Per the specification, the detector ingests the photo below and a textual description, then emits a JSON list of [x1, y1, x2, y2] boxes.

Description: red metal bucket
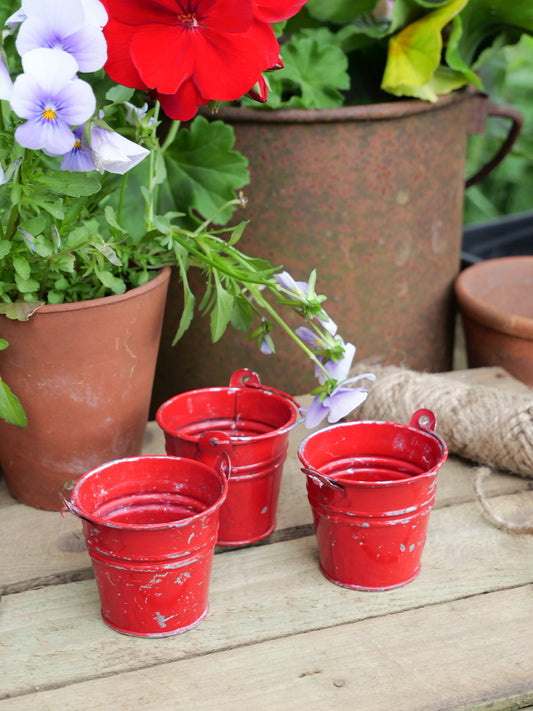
[[62, 439, 229, 637], [156, 369, 301, 546], [298, 410, 448, 591]]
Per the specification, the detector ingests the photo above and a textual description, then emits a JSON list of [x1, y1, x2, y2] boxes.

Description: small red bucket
[[62, 437, 229, 637], [156, 369, 301, 546], [298, 409, 448, 591]]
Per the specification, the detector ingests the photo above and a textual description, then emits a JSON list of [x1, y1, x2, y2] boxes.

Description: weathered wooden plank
[[2, 366, 531, 594], [2, 443, 531, 594], [1, 493, 532, 699], [1, 585, 531, 711]]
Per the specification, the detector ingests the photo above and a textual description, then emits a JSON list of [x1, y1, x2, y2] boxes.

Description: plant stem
[[248, 284, 331, 381], [161, 119, 180, 153]]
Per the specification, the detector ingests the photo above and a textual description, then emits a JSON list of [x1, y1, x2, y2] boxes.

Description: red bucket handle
[[301, 466, 346, 501], [229, 368, 302, 413], [60, 488, 87, 521], [409, 409, 447, 452], [197, 430, 233, 480]]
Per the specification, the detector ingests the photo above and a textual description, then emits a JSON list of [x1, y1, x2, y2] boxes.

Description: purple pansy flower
[[303, 341, 375, 428], [16, 0, 107, 73], [275, 270, 309, 297], [0, 56, 13, 101], [89, 124, 149, 174], [61, 124, 96, 171], [10, 47, 96, 156]]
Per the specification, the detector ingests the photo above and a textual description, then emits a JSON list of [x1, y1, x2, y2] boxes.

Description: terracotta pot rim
[[32, 266, 171, 315], [455, 256, 533, 341], [217, 87, 473, 125]]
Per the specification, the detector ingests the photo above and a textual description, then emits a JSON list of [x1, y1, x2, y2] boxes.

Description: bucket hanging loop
[[196, 430, 233, 480], [300, 467, 346, 502], [408, 408, 447, 451], [60, 488, 87, 522], [228, 369, 302, 415]]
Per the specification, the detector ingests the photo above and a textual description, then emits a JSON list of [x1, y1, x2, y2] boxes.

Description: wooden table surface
[[1, 368, 532, 711]]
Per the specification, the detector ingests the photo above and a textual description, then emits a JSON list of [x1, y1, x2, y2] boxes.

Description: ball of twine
[[346, 364, 533, 479]]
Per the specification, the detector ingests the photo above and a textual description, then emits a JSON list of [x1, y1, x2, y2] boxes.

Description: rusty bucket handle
[[466, 95, 523, 189]]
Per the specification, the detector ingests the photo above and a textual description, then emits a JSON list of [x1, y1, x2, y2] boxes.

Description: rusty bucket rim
[[63, 454, 229, 531], [217, 87, 475, 125]]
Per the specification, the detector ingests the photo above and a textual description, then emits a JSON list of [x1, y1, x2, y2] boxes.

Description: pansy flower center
[[42, 107, 56, 120]]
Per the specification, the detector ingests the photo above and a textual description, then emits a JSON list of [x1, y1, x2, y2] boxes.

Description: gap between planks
[[1, 585, 531, 711]]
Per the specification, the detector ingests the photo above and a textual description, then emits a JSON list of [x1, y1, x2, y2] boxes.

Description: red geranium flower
[[101, 0, 306, 120]]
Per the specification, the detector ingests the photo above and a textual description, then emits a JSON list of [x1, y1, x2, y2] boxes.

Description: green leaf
[[161, 116, 250, 228], [94, 268, 126, 294], [381, 0, 468, 99], [210, 279, 234, 342], [33, 171, 101, 197], [0, 338, 8, 350], [19, 215, 47, 238], [32, 198, 65, 220], [13, 256, 31, 280], [93, 241, 123, 267], [0, 240, 11, 259], [14, 274, 40, 294], [0, 301, 43, 320], [227, 221, 248, 246], [454, 0, 533, 70], [105, 85, 135, 103], [0, 379, 27, 427], [104, 205, 127, 234], [231, 295, 254, 332], [306, 0, 378, 25], [266, 35, 350, 109]]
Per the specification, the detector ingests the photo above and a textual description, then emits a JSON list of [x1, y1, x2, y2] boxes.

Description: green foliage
[[0, 339, 26, 427], [249, 0, 533, 109], [251, 33, 350, 109], [0, 106, 250, 305], [464, 34, 533, 224]]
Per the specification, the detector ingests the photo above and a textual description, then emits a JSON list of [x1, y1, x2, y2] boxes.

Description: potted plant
[[0, 0, 374, 509], [156, 0, 530, 397]]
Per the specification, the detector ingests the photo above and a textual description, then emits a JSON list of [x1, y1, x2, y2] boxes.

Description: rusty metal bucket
[[298, 409, 448, 590], [152, 90, 522, 402], [156, 369, 301, 546], [61, 442, 229, 637]]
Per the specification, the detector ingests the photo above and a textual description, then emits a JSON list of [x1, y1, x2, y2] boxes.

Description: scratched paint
[[156, 369, 301, 546], [65, 454, 228, 637], [299, 410, 448, 591]]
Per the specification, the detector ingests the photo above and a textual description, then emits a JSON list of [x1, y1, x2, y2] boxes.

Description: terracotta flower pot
[[0, 267, 171, 510], [152, 90, 521, 403], [455, 256, 533, 386]]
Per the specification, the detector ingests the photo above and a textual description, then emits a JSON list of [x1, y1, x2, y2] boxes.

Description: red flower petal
[[102, 0, 305, 120], [191, 20, 280, 100], [103, 18, 148, 90], [252, 0, 308, 23], [158, 81, 210, 121], [103, 0, 253, 32], [130, 24, 194, 94]]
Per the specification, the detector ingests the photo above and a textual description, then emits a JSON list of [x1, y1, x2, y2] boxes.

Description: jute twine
[[345, 364, 533, 534]]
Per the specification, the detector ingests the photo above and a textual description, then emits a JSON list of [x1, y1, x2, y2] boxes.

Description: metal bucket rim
[[66, 454, 229, 531], [217, 87, 474, 125], [156, 386, 302, 443], [298, 419, 448, 487]]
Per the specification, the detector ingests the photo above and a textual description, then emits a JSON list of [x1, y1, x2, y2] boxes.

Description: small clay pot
[[455, 256, 533, 386]]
